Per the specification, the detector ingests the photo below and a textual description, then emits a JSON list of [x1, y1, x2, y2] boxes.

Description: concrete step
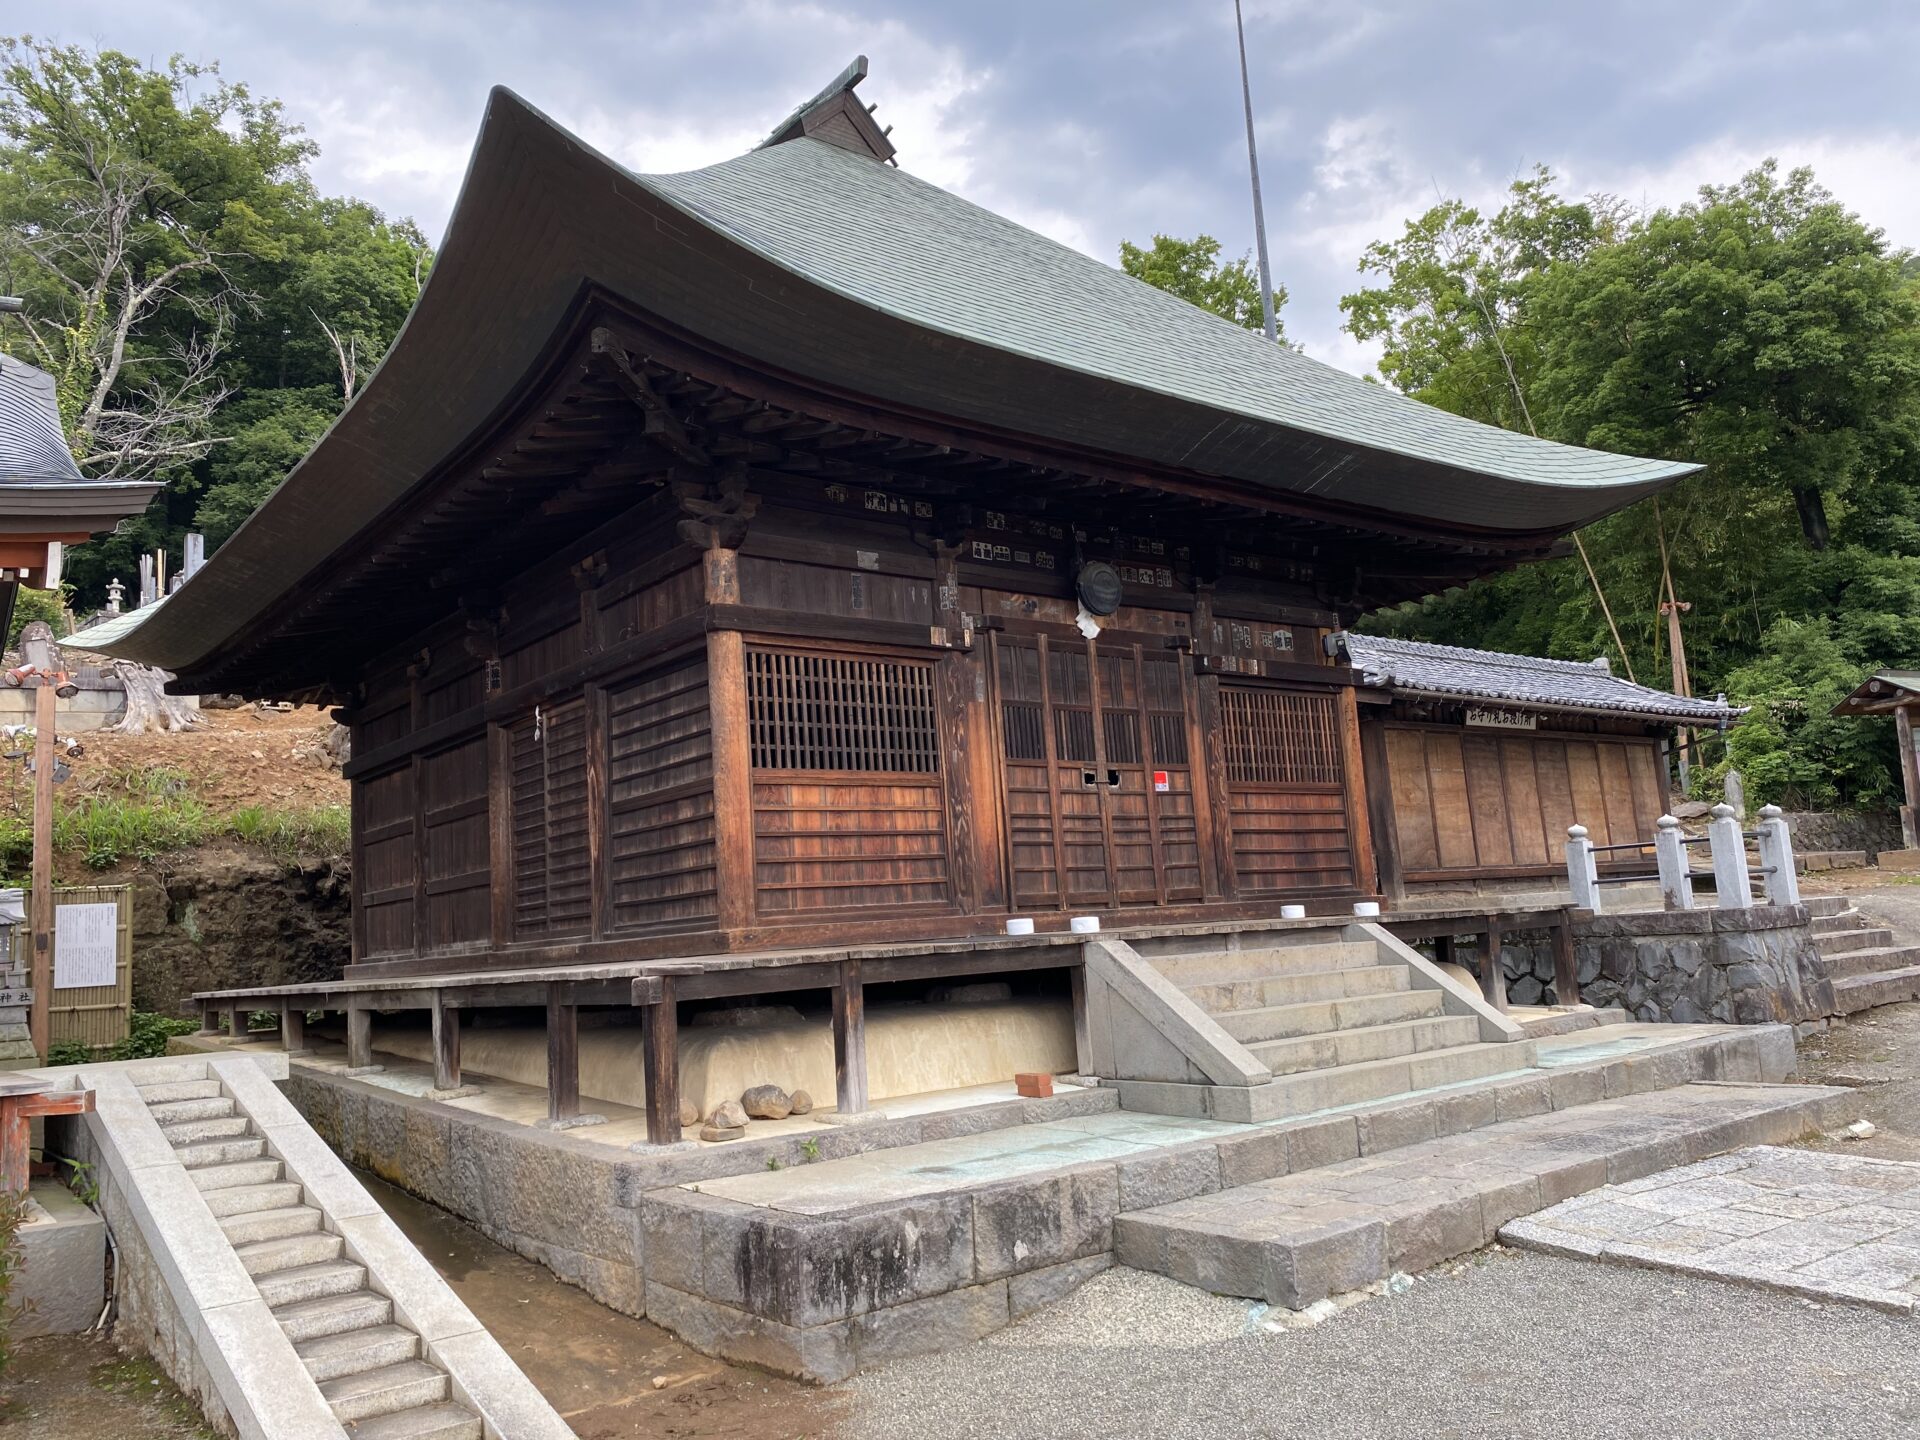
[[254, 1260, 370, 1309], [1185, 963, 1409, 1015], [220, 1204, 324, 1247], [1810, 911, 1861, 936], [175, 1136, 269, 1169], [295, 1323, 420, 1382], [1237, 1040, 1537, 1122], [273, 1290, 394, 1343], [1152, 941, 1381, 987], [1114, 1081, 1860, 1310], [188, 1156, 283, 1192], [235, 1231, 344, 1278], [1516, 1006, 1630, 1040], [320, 1361, 448, 1424], [1824, 944, 1920, 980], [1804, 894, 1851, 918], [346, 1402, 482, 1440], [201, 1180, 304, 1219], [135, 1078, 223, 1104], [145, 1096, 235, 1124], [1218, 990, 1444, 1045], [1815, 927, 1893, 957], [1247, 1015, 1482, 1078], [161, 1115, 252, 1145], [1832, 966, 1920, 1015]]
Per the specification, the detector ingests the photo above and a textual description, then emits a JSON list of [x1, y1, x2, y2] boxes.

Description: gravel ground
[[844, 1252, 1920, 1440]]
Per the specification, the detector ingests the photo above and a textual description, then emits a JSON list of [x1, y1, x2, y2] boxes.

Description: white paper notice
[[54, 902, 119, 990]]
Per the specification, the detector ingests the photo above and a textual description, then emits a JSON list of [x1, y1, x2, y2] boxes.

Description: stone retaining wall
[[1782, 808, 1902, 861], [1572, 904, 1834, 1025]]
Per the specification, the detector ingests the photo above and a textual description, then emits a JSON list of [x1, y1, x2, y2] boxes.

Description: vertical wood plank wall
[[1379, 723, 1665, 880]]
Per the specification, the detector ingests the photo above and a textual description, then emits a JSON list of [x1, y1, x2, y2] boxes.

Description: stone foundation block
[[1490, 1074, 1553, 1122], [1433, 1087, 1498, 1137], [644, 1280, 853, 1385], [1282, 1114, 1359, 1172], [1215, 1126, 1292, 1188], [851, 1280, 1009, 1367], [1356, 1099, 1437, 1155], [1116, 1144, 1222, 1211], [1008, 1254, 1112, 1319], [1264, 1215, 1386, 1308], [973, 1167, 1118, 1280], [1383, 1192, 1483, 1275], [1548, 1066, 1608, 1111]]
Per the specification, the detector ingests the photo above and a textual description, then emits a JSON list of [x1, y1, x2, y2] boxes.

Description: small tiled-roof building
[[1347, 633, 1740, 898]]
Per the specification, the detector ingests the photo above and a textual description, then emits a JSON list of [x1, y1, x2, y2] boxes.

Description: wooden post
[[198, 1000, 220, 1036], [1335, 685, 1376, 898], [280, 1002, 309, 1056], [1433, 934, 1456, 968], [706, 627, 754, 937], [432, 992, 462, 1092], [833, 958, 869, 1117], [346, 1000, 377, 1072], [225, 1003, 249, 1041], [27, 678, 54, 1060], [1, 1084, 93, 1192], [641, 979, 680, 1145], [1480, 920, 1509, 1011], [546, 986, 578, 1122], [1550, 914, 1581, 1008]]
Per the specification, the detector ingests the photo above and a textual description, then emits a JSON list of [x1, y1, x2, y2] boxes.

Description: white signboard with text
[[53, 902, 120, 990]]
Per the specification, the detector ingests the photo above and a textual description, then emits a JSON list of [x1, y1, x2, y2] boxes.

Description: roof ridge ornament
[[755, 54, 897, 165]]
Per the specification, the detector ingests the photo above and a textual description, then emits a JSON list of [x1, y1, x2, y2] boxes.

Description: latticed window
[[745, 648, 939, 773], [1220, 686, 1342, 785]]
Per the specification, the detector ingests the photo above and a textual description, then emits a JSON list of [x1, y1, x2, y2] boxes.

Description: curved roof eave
[[86, 87, 1700, 677]]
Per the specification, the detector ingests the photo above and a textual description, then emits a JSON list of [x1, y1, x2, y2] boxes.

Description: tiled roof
[[0, 354, 84, 485], [1347, 633, 1743, 724]]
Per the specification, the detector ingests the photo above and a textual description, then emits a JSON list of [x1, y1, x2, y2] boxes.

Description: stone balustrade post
[[1655, 814, 1693, 911], [1708, 802, 1752, 909], [1755, 803, 1800, 907], [1566, 824, 1600, 913]]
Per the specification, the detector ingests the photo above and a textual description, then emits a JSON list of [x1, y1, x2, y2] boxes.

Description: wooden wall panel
[[1381, 725, 1667, 878], [1225, 788, 1355, 893], [420, 738, 490, 950], [359, 766, 416, 957], [598, 564, 703, 647], [502, 619, 583, 692], [607, 657, 718, 932], [751, 778, 953, 916], [508, 700, 591, 939], [737, 557, 935, 625]]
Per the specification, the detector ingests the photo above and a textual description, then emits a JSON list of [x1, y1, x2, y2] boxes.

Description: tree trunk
[[110, 661, 205, 733], [1791, 484, 1831, 551]]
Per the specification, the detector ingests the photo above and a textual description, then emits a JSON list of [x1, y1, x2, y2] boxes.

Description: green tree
[[1120, 233, 1282, 337]]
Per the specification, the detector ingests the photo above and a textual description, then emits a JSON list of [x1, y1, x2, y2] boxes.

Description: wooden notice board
[[37, 885, 134, 1051]]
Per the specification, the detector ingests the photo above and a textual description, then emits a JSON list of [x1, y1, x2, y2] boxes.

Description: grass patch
[[0, 765, 349, 871]]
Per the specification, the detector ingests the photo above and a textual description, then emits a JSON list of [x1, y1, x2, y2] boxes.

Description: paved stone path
[[1503, 1144, 1920, 1314]]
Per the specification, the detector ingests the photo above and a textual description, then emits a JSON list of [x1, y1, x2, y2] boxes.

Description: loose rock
[[679, 1098, 701, 1127], [789, 1089, 814, 1115], [708, 1099, 748, 1130], [699, 1123, 745, 1143], [741, 1084, 793, 1120]]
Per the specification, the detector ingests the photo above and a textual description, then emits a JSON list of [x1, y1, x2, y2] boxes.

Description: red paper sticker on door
[[1152, 770, 1169, 792]]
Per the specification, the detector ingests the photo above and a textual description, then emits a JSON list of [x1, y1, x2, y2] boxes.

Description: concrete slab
[[14, 1180, 105, 1337], [1503, 1144, 1920, 1315]]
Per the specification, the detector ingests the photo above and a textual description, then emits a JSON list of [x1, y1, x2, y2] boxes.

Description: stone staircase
[[1134, 927, 1533, 1121], [136, 1072, 481, 1439], [1807, 894, 1920, 1014]]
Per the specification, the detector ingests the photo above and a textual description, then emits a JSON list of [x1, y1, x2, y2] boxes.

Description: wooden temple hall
[[85, 61, 1710, 1142]]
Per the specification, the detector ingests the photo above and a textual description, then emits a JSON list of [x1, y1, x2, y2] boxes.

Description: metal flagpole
[[1234, 0, 1280, 343]]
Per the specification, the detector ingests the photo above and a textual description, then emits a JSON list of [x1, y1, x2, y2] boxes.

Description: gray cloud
[[30, 0, 1920, 372]]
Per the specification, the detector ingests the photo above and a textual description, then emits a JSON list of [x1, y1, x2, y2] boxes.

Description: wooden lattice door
[[994, 633, 1201, 909]]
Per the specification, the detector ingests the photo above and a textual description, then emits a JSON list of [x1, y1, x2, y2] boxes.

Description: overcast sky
[[28, 0, 1920, 374]]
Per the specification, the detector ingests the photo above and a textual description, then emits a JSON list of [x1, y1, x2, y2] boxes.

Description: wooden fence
[[36, 885, 134, 1051]]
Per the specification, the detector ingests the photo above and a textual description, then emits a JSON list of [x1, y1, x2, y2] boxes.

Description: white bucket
[[1005, 917, 1036, 936], [1280, 904, 1306, 920], [1352, 901, 1382, 918], [1069, 915, 1102, 934]]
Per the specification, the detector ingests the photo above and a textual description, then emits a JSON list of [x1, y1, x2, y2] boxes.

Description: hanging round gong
[[1076, 561, 1124, 616]]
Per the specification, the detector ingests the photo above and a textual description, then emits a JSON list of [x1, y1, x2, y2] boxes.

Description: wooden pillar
[[641, 979, 680, 1145], [546, 986, 579, 1123], [432, 993, 462, 1092], [1898, 704, 1920, 850], [833, 958, 870, 1117], [1358, 717, 1405, 902], [1335, 684, 1376, 897], [1433, 934, 1456, 968], [346, 1000, 376, 1071], [1480, 921, 1509, 1012], [280, 1003, 309, 1056], [1550, 915, 1581, 1008], [707, 625, 754, 937]]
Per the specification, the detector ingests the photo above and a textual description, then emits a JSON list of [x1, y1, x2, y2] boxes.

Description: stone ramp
[[33, 1053, 572, 1440], [1112, 1083, 1860, 1310], [1503, 1145, 1920, 1315]]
